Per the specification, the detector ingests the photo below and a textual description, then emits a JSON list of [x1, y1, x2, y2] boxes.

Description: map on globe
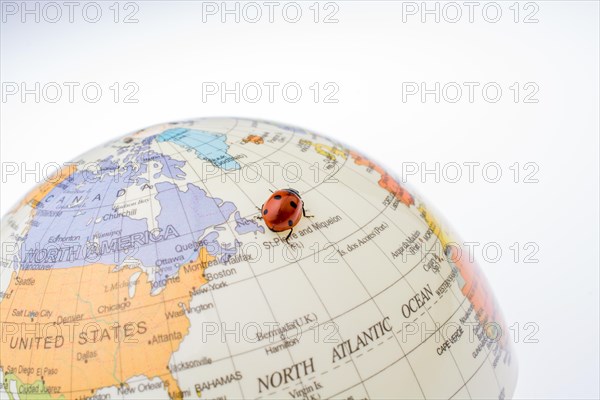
[[0, 118, 517, 399]]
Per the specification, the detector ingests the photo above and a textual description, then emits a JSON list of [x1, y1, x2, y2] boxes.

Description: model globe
[[0, 118, 517, 399]]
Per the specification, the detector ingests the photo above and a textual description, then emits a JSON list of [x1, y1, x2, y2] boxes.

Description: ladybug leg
[[285, 228, 294, 243], [302, 205, 314, 218], [254, 205, 263, 220]]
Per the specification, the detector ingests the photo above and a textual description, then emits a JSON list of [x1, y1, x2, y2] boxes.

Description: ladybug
[[260, 189, 311, 242]]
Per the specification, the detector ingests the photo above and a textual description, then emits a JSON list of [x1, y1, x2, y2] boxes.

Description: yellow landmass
[[418, 204, 451, 249], [419, 203, 507, 347], [299, 139, 347, 161], [0, 248, 215, 399], [299, 140, 415, 208]]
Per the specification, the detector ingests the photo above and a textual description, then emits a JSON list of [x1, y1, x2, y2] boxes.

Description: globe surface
[[0, 118, 517, 399]]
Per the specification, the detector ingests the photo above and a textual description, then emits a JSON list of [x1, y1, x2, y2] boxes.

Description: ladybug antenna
[[286, 188, 300, 197]]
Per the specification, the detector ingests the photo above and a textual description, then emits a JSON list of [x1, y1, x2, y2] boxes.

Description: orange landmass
[[419, 204, 507, 347], [241, 134, 264, 145], [447, 246, 508, 346], [0, 248, 215, 399], [11, 164, 78, 213], [350, 151, 414, 207]]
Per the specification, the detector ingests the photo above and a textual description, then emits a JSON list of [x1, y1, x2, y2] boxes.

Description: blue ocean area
[[156, 128, 241, 171]]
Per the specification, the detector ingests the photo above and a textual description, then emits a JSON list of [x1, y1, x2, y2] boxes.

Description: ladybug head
[[284, 188, 301, 198]]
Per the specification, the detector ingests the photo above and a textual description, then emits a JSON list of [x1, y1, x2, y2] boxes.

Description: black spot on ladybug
[[263, 209, 268, 215], [288, 220, 293, 226], [290, 201, 297, 208], [274, 195, 282, 200]]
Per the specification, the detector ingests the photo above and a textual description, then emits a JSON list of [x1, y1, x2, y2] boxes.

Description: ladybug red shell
[[261, 188, 308, 241]]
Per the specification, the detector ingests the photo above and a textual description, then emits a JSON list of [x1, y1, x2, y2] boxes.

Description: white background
[[0, 1, 598, 398]]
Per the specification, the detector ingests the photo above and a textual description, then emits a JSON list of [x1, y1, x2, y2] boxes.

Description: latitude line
[[166, 123, 310, 399]]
